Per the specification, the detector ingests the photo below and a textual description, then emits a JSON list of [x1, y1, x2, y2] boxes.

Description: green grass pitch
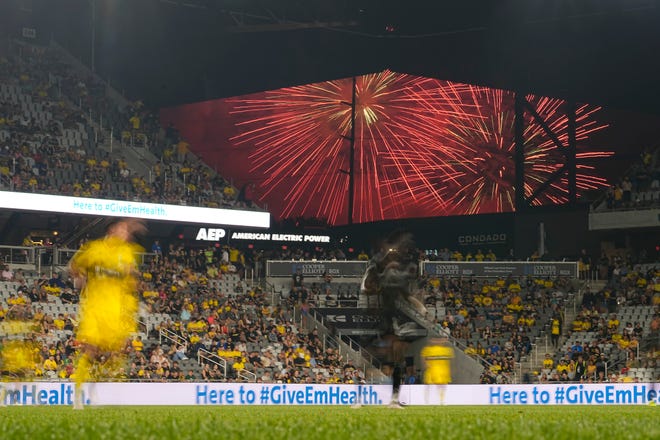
[[0, 406, 658, 440]]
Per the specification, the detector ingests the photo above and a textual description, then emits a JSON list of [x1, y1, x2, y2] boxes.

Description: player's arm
[[126, 242, 145, 279], [360, 263, 379, 295], [68, 250, 87, 290]]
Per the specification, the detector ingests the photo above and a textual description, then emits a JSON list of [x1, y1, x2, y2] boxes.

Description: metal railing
[[263, 280, 280, 306], [197, 348, 227, 379], [136, 318, 149, 336], [121, 131, 150, 149], [298, 307, 384, 382], [531, 337, 547, 367], [2, 244, 157, 273], [0, 245, 36, 265], [578, 269, 601, 282], [0, 173, 13, 190], [159, 327, 187, 348], [237, 369, 257, 383], [335, 333, 381, 371], [52, 247, 157, 268]]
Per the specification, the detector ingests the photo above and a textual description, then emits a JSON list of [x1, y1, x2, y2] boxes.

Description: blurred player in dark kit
[[360, 231, 426, 407]]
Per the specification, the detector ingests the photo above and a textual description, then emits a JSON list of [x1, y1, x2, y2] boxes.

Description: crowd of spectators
[[137, 242, 365, 384], [536, 257, 660, 383], [2, 239, 659, 385], [600, 148, 660, 211], [415, 272, 575, 384], [0, 38, 260, 213], [0, 240, 366, 384]]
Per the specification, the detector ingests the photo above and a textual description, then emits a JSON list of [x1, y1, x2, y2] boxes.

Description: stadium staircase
[[523, 286, 585, 380], [297, 307, 387, 383], [57, 40, 253, 207], [48, 40, 160, 185], [136, 315, 210, 380], [525, 278, 660, 383], [615, 305, 659, 381], [59, 217, 114, 249]]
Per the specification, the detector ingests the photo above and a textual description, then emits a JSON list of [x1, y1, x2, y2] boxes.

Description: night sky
[[3, 0, 660, 113]]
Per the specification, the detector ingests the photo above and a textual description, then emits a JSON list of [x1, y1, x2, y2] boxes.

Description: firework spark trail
[[228, 71, 469, 223], [227, 70, 612, 223], [440, 86, 613, 213]]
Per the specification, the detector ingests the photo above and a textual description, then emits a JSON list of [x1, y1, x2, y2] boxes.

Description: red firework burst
[[227, 70, 611, 224], [437, 86, 613, 214]]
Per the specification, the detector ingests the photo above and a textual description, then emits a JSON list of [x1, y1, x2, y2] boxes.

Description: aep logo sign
[[195, 228, 226, 241]]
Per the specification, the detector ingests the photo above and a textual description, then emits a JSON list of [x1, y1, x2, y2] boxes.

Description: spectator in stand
[[550, 314, 561, 348], [579, 249, 592, 278], [570, 341, 583, 360], [651, 314, 660, 341], [43, 355, 58, 378], [151, 240, 162, 255], [621, 177, 632, 207], [1, 264, 14, 281], [171, 344, 189, 361], [574, 354, 587, 381], [176, 139, 189, 162], [595, 354, 607, 381], [129, 113, 140, 131], [0, 39, 264, 213]]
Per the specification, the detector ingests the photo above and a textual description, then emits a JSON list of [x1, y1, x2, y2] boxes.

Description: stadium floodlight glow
[[0, 191, 271, 228]]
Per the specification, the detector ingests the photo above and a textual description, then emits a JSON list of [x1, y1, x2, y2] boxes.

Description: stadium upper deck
[[0, 38, 263, 215]]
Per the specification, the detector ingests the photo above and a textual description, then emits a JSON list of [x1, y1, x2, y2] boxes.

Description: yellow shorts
[[424, 368, 451, 385], [78, 283, 137, 352]]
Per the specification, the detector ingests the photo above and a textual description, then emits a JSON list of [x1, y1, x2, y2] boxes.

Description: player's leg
[[423, 370, 432, 404], [438, 383, 447, 405], [350, 379, 364, 409], [73, 352, 90, 409], [390, 363, 404, 408], [0, 379, 6, 407], [73, 345, 98, 410]]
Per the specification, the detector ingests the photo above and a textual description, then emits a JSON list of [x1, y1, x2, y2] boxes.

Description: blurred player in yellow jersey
[[0, 311, 40, 406], [421, 337, 454, 405], [68, 218, 145, 409]]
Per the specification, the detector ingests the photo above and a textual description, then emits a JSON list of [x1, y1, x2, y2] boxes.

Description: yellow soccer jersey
[[421, 344, 454, 384], [70, 236, 143, 351]]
